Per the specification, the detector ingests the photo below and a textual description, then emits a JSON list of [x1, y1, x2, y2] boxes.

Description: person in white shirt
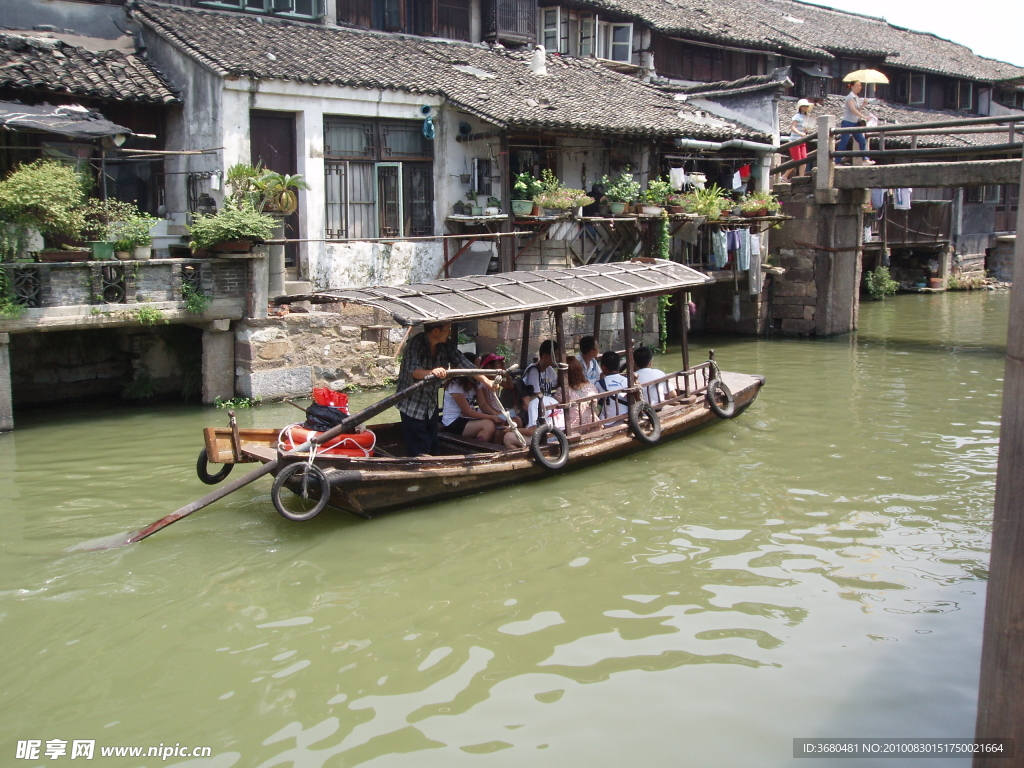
[[503, 383, 564, 448], [596, 350, 628, 424], [578, 335, 601, 384], [633, 346, 668, 405], [522, 339, 559, 396], [441, 375, 502, 442]]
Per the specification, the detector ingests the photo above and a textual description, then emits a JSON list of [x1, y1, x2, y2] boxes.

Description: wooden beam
[[973, 149, 1024, 764], [833, 159, 1020, 190]]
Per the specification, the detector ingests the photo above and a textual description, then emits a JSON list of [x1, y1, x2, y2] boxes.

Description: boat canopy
[[280, 260, 712, 326]]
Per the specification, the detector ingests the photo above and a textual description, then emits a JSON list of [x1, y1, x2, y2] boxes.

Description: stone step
[[285, 281, 312, 295]]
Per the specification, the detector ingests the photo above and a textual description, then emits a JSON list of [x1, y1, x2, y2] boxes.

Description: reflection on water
[[0, 292, 1007, 767]]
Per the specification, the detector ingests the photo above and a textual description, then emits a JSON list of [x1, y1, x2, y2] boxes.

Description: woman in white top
[[783, 99, 813, 180], [441, 376, 501, 442], [837, 81, 874, 165]]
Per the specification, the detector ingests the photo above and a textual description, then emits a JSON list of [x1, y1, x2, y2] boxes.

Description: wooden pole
[[677, 289, 690, 373], [592, 301, 603, 352], [622, 298, 635, 390], [554, 307, 568, 406], [519, 311, 531, 371], [974, 151, 1024, 765]]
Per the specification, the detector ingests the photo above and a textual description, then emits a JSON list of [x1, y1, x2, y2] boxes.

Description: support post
[[815, 115, 838, 205], [973, 151, 1024, 764], [0, 333, 12, 432], [519, 312, 531, 371], [202, 320, 234, 404], [247, 247, 269, 318], [554, 308, 568, 406], [268, 219, 286, 298], [622, 299, 635, 391], [676, 289, 690, 372], [592, 301, 602, 350]]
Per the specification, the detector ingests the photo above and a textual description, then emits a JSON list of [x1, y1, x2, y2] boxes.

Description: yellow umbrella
[[843, 69, 889, 84]]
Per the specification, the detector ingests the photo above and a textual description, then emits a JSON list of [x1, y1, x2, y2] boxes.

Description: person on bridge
[[838, 81, 875, 166], [784, 99, 814, 180]]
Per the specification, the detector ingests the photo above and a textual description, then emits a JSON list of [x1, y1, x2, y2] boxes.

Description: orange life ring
[[278, 425, 376, 457]]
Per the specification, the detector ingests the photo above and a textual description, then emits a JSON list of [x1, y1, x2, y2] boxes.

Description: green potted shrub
[[485, 196, 502, 215], [257, 171, 309, 216], [0, 160, 90, 261], [108, 212, 159, 260], [512, 172, 543, 216], [82, 199, 140, 260], [640, 178, 672, 215], [534, 188, 594, 217], [681, 185, 732, 220], [601, 173, 640, 215], [739, 190, 780, 217], [188, 199, 277, 254], [466, 189, 482, 216]]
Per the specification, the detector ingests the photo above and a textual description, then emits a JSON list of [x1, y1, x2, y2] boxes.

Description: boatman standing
[[396, 321, 484, 456]]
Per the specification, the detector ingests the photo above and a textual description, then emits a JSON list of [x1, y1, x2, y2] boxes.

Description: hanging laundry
[[726, 229, 741, 252], [894, 188, 912, 210], [748, 233, 762, 295], [712, 230, 729, 269], [670, 167, 687, 191], [736, 229, 751, 271], [738, 164, 751, 180], [870, 189, 886, 210], [732, 171, 744, 191]]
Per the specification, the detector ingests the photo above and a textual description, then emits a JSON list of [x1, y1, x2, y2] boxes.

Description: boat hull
[[280, 371, 762, 518]]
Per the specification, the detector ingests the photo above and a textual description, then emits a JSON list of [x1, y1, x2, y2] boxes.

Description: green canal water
[[0, 291, 1009, 767]]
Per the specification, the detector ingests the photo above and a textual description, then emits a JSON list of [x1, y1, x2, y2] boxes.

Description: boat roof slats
[[286, 260, 712, 326]]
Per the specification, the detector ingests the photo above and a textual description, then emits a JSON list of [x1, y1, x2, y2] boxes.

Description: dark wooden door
[[250, 111, 298, 266]]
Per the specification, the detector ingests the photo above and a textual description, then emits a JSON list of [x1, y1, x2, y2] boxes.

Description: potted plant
[[0, 159, 90, 261], [739, 190, 780, 217], [601, 173, 640, 215], [534, 188, 594, 217], [666, 193, 687, 214], [681, 185, 732, 220], [485, 196, 502, 215], [512, 172, 542, 216], [108, 211, 159, 260], [466, 189, 482, 216], [257, 171, 310, 216], [188, 199, 277, 254], [640, 178, 672, 215], [82, 198, 142, 260]]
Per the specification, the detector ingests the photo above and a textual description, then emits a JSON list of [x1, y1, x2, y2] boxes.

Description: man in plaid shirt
[[396, 321, 477, 456]]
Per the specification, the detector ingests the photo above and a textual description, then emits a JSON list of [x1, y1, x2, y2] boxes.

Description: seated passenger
[[565, 356, 599, 432], [596, 350, 628, 423], [578, 335, 601, 384], [477, 352, 523, 431], [441, 375, 502, 442], [634, 346, 669, 405], [522, 339, 559, 396], [503, 383, 564, 449]]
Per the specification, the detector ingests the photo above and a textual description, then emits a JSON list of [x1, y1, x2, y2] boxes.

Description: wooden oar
[[78, 366, 517, 550]]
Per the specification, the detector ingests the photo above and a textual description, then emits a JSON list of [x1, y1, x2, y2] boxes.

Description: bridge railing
[[772, 113, 1023, 177]]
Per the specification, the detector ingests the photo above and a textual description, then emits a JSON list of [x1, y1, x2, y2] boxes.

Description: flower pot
[[115, 250, 132, 260], [133, 246, 152, 260], [460, 174, 471, 184], [38, 249, 91, 263], [86, 241, 114, 260], [471, 206, 483, 216], [484, 206, 501, 215], [929, 278, 944, 289], [210, 240, 252, 253], [511, 199, 534, 216], [668, 206, 685, 214], [609, 201, 626, 215], [532, 204, 541, 216], [543, 207, 565, 217], [453, 202, 466, 215], [641, 205, 663, 216]]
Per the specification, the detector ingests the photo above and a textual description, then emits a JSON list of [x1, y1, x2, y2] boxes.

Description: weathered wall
[[769, 180, 864, 336], [235, 312, 398, 399], [990, 235, 1016, 282], [312, 240, 443, 290]]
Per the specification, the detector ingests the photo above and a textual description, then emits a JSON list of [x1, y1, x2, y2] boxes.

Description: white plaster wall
[[556, 135, 609, 192], [314, 241, 443, 288]]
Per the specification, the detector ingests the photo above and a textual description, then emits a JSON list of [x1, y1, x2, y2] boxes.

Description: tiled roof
[[779, 95, 1024, 149], [0, 32, 180, 104], [585, 0, 1024, 84], [666, 70, 793, 99], [128, 1, 769, 141]]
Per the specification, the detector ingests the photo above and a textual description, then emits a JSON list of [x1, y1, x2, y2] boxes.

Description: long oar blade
[[71, 460, 279, 552]]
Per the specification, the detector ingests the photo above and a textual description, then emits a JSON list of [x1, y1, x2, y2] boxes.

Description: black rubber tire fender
[[529, 424, 570, 471], [706, 378, 736, 419], [272, 462, 330, 522], [628, 401, 662, 445], [196, 447, 233, 485]]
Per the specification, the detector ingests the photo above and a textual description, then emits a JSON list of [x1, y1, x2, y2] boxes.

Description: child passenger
[[596, 350, 628, 422], [634, 346, 669, 405]]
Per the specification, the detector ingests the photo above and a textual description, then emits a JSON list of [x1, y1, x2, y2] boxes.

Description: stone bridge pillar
[[202, 320, 235, 404], [769, 178, 866, 336], [0, 333, 11, 432]]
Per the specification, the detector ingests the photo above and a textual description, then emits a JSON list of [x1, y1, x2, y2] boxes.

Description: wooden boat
[[197, 259, 765, 521]]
